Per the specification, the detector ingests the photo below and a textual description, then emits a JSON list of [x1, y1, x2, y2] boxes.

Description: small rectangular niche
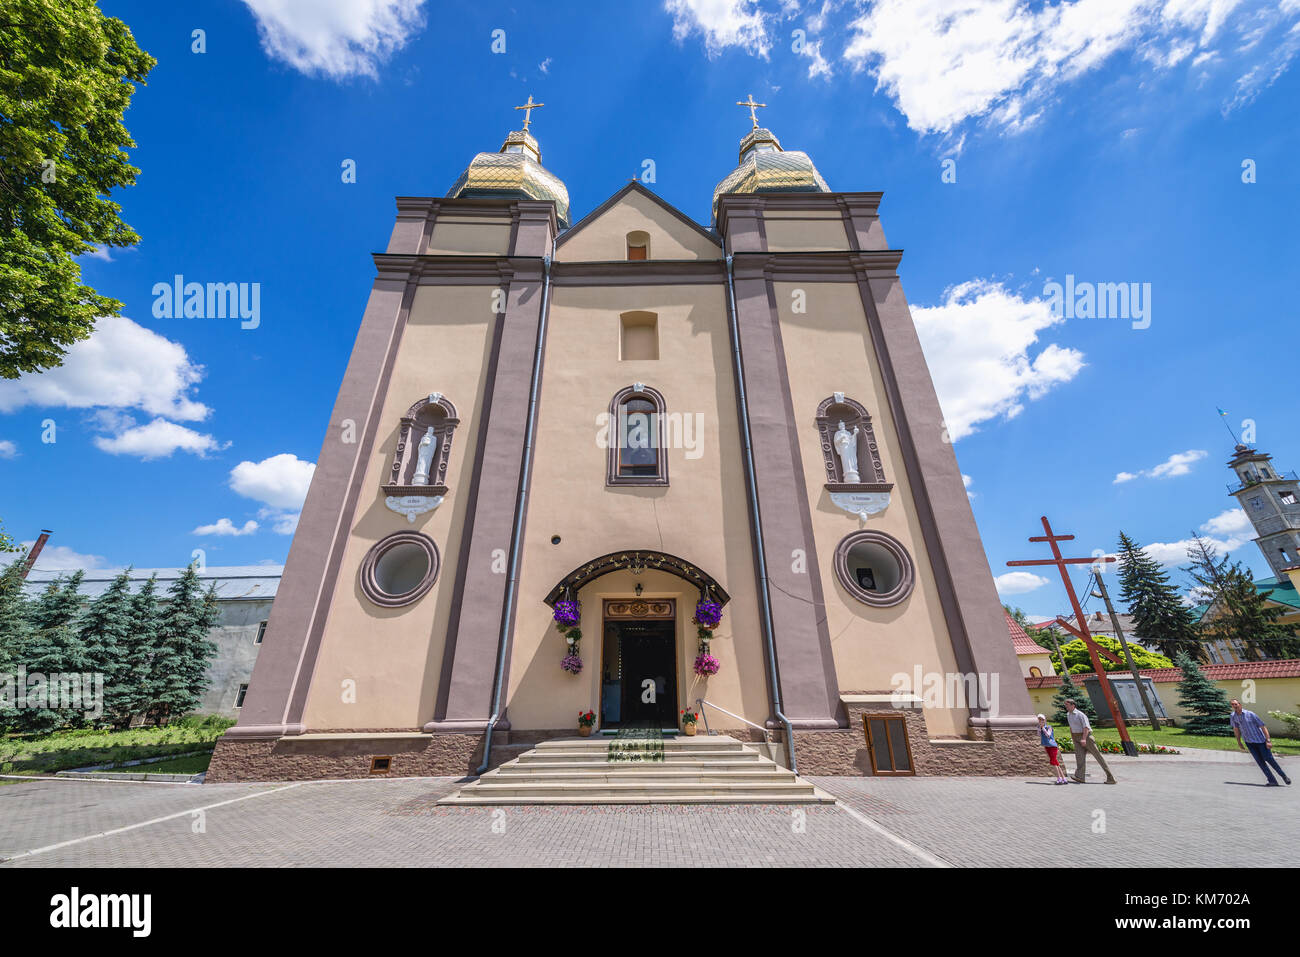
[[620, 312, 658, 361], [369, 756, 392, 775]]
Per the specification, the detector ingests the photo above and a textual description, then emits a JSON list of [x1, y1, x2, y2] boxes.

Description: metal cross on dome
[[736, 93, 767, 128], [514, 94, 544, 131]]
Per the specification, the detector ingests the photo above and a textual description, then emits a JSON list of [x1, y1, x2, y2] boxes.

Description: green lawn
[[0, 716, 233, 775], [100, 750, 213, 775], [1051, 723, 1300, 756]]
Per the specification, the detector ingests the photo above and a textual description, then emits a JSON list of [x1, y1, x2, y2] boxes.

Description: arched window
[[607, 384, 668, 486], [626, 230, 650, 260], [1029, 666, 1043, 678]]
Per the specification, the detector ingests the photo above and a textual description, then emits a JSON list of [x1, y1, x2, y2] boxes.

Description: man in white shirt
[[1064, 699, 1117, 785]]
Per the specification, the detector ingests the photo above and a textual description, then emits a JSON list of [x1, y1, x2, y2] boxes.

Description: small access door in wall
[[863, 714, 915, 776]]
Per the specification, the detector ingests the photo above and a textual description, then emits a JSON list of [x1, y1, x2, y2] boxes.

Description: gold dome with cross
[[447, 95, 571, 226], [711, 94, 830, 222]]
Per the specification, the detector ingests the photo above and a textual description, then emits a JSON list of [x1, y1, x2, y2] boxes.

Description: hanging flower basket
[[692, 600, 722, 630], [693, 653, 720, 677], [561, 654, 584, 675], [553, 600, 581, 629]]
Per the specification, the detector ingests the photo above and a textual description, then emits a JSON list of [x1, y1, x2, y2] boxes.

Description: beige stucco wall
[[1019, 651, 1056, 677], [1027, 676, 1300, 736], [505, 281, 768, 731], [763, 209, 850, 252], [426, 218, 512, 256], [300, 283, 496, 729], [775, 279, 968, 737], [555, 190, 720, 262]]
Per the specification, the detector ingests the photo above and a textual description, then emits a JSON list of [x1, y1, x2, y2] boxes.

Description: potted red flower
[[680, 708, 698, 736], [577, 710, 596, 736]]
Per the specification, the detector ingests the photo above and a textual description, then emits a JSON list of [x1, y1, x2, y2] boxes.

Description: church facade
[[208, 104, 1040, 782]]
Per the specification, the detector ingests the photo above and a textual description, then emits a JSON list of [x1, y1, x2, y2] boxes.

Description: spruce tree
[[0, 558, 32, 732], [1051, 671, 1097, 724], [1173, 651, 1233, 735], [75, 569, 136, 728], [151, 566, 218, 724], [17, 571, 90, 733], [1186, 536, 1300, 660], [1117, 531, 1203, 661], [120, 574, 163, 727]]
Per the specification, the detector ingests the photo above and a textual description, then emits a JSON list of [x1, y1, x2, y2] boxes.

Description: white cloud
[[962, 473, 974, 499], [840, 0, 1299, 136], [241, 0, 427, 79], [21, 542, 108, 572], [93, 418, 226, 460], [995, 571, 1051, 595], [193, 518, 260, 537], [230, 453, 316, 510], [1113, 448, 1207, 483], [912, 279, 1085, 442], [0, 316, 209, 422], [1137, 507, 1254, 567], [0, 439, 15, 459], [665, 0, 772, 56], [79, 244, 112, 262], [802, 38, 833, 78], [539, 57, 552, 74]]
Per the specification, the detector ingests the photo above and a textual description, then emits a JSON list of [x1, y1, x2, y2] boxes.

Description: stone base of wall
[[206, 704, 1044, 782], [791, 696, 1044, 777]]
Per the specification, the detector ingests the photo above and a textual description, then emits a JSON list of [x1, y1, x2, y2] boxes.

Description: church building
[[208, 98, 1040, 783]]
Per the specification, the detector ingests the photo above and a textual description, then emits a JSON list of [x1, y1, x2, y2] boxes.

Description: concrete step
[[531, 735, 747, 752], [515, 749, 762, 764], [438, 737, 831, 806], [501, 758, 772, 772]]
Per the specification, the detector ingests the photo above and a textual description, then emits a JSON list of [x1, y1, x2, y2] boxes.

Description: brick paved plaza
[[2, 752, 1296, 868]]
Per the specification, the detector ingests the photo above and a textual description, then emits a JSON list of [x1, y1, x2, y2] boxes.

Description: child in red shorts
[[1038, 713, 1068, 784]]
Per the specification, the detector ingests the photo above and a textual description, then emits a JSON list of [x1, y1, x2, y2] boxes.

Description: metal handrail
[[695, 697, 772, 745]]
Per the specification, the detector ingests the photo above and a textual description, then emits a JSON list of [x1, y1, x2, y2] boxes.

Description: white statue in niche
[[833, 420, 861, 483], [412, 426, 437, 485]]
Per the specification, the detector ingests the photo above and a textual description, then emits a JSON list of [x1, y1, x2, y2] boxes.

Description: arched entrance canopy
[[543, 549, 731, 607]]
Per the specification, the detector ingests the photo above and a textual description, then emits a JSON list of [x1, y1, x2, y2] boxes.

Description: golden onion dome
[[711, 126, 830, 223], [447, 127, 571, 227]]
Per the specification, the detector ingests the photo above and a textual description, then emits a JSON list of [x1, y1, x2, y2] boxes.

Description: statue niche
[[383, 392, 459, 522], [816, 393, 892, 519]]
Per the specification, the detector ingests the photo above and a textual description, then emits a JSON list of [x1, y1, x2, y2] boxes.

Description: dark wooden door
[[617, 621, 676, 728], [864, 714, 915, 775]]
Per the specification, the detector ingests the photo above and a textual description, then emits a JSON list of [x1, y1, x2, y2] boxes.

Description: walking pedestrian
[[1064, 699, 1117, 785], [1038, 713, 1068, 784], [1230, 698, 1292, 787]]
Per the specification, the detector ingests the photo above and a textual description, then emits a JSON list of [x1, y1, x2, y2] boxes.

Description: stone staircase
[[437, 734, 836, 805]]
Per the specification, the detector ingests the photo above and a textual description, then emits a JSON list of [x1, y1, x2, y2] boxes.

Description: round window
[[360, 532, 439, 607], [834, 530, 915, 607]]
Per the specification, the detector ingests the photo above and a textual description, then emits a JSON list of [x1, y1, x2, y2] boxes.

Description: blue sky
[[2, 0, 1298, 622]]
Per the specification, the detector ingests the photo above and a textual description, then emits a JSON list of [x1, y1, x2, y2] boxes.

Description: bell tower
[[1227, 444, 1300, 577]]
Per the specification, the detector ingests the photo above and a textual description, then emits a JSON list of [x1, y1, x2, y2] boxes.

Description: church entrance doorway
[[600, 599, 677, 730]]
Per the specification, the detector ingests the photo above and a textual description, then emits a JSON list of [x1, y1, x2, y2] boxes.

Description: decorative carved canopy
[[816, 393, 889, 489], [385, 393, 460, 496], [544, 550, 730, 607]]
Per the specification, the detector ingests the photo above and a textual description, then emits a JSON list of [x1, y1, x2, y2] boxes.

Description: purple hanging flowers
[[561, 654, 584, 675], [553, 600, 581, 629], [693, 653, 720, 677], [692, 600, 722, 630]]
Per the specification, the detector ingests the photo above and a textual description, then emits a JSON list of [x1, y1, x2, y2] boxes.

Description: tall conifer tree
[[1185, 536, 1300, 660], [75, 568, 135, 727], [1173, 651, 1233, 735], [1117, 531, 1203, 661], [17, 571, 89, 732], [151, 566, 217, 724]]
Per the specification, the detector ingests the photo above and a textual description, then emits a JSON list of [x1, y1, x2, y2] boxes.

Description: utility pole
[[1091, 570, 1161, 731], [1008, 516, 1136, 755]]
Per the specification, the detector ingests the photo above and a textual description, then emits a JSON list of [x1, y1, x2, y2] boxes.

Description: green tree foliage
[[1185, 536, 1300, 661], [1173, 651, 1233, 735], [0, 0, 155, 377], [1051, 670, 1097, 724], [120, 572, 162, 725], [74, 567, 135, 727], [15, 571, 91, 732], [1117, 531, 1203, 661], [149, 566, 218, 725], [1056, 634, 1174, 674], [0, 558, 32, 730]]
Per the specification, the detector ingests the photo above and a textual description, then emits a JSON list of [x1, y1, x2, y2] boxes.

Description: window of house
[[1251, 497, 1264, 509], [235, 684, 249, 708], [833, 530, 915, 607], [620, 311, 658, 360], [626, 230, 650, 260], [255, 620, 267, 644], [1029, 666, 1042, 678], [1281, 491, 1297, 505], [607, 384, 669, 486]]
